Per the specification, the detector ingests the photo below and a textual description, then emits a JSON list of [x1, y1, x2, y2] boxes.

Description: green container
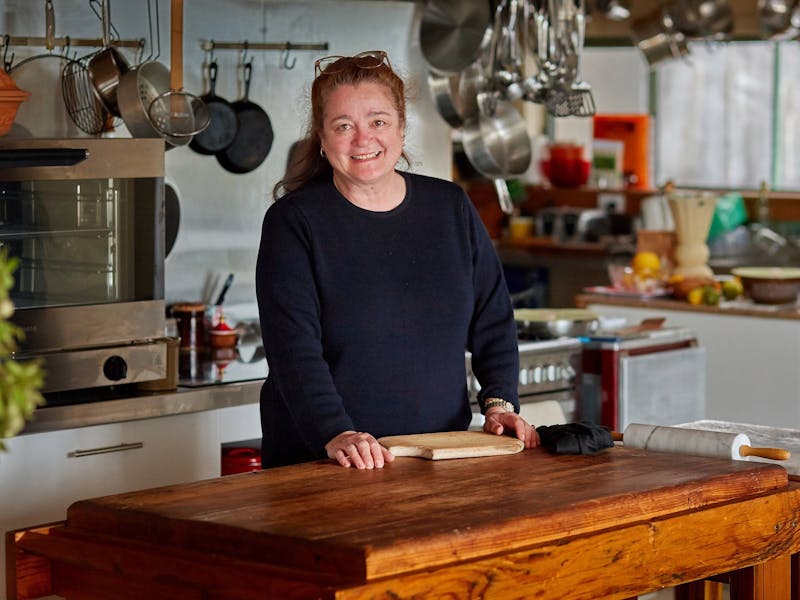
[[707, 193, 747, 241]]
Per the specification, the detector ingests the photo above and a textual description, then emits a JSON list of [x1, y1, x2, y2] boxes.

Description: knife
[[214, 273, 234, 306]]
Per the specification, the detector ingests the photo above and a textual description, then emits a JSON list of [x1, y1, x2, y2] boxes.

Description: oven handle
[[0, 148, 89, 168], [68, 442, 144, 458]]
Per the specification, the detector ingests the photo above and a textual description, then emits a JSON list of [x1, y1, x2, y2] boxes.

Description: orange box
[[593, 114, 650, 189]]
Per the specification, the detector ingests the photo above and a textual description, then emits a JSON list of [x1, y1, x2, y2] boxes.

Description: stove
[[466, 338, 583, 424]]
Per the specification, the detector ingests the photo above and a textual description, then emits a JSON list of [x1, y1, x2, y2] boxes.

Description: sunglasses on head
[[314, 50, 391, 77]]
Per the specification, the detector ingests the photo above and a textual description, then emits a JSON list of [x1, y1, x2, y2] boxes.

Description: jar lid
[[170, 302, 206, 313]]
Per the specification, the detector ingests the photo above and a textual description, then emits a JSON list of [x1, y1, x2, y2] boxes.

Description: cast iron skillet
[[190, 61, 237, 155], [216, 61, 273, 174]]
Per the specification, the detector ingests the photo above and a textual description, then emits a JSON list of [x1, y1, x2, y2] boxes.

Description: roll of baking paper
[[623, 423, 750, 461]]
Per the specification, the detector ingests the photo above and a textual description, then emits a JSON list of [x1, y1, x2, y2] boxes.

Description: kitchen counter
[[576, 291, 800, 320], [10, 446, 800, 599], [20, 345, 267, 435]]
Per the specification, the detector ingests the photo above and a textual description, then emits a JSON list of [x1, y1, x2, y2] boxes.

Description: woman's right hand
[[325, 430, 395, 469]]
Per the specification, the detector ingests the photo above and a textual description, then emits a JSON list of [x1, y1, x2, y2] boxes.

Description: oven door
[[0, 139, 166, 352]]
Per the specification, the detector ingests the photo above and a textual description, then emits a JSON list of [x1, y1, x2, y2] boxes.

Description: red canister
[[221, 447, 262, 475]]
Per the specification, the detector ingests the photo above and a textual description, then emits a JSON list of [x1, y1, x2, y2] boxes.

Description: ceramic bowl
[[731, 267, 800, 304]]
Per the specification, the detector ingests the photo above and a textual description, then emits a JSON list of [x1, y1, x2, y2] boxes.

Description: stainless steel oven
[[0, 138, 168, 393], [466, 338, 582, 427]]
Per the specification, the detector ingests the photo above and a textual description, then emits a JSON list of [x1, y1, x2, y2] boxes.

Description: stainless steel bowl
[[514, 308, 599, 339]]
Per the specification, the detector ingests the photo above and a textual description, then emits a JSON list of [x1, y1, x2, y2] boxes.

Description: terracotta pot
[[0, 69, 31, 136]]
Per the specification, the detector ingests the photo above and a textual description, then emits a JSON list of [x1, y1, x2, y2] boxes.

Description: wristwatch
[[483, 397, 515, 414]]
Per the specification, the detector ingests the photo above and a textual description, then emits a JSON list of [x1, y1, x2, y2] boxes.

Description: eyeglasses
[[314, 50, 391, 77]]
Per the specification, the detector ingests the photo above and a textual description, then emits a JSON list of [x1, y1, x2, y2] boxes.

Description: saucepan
[[514, 308, 599, 339], [461, 92, 531, 215]]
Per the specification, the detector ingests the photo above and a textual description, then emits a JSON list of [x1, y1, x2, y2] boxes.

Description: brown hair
[[272, 53, 411, 200]]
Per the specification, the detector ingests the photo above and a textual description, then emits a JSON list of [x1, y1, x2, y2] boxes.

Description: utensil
[[214, 273, 234, 306], [460, 92, 531, 214], [216, 60, 274, 174], [147, 0, 208, 142], [419, 0, 491, 74], [613, 423, 790, 461], [377, 431, 524, 460], [87, 0, 130, 117], [189, 60, 237, 154], [514, 308, 599, 339]]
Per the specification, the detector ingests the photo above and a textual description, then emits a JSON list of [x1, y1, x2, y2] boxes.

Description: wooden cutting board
[[378, 431, 524, 460]]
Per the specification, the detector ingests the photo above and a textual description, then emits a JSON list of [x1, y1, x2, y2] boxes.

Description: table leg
[[793, 554, 800, 600], [675, 580, 723, 600], [728, 555, 792, 600]]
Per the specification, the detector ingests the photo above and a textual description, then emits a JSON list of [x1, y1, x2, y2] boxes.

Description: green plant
[[0, 249, 44, 451]]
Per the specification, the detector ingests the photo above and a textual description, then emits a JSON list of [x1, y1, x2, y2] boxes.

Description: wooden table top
[[64, 446, 788, 582]]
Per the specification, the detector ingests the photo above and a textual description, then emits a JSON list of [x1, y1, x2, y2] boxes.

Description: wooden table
[[9, 446, 800, 600]]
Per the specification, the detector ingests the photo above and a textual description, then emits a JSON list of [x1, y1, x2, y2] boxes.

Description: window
[[584, 41, 800, 191]]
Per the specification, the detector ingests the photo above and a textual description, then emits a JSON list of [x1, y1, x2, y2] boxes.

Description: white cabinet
[[0, 411, 219, 600], [218, 403, 262, 444], [584, 303, 800, 429]]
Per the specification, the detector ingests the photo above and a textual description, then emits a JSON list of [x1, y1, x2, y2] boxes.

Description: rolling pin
[[611, 423, 791, 461]]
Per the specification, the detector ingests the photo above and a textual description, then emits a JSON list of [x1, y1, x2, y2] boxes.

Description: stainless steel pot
[[419, 0, 491, 74], [461, 93, 531, 214], [514, 308, 599, 339]]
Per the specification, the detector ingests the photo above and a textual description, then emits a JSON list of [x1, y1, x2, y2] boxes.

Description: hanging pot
[[117, 60, 181, 143], [216, 61, 273, 174], [461, 93, 531, 214], [87, 0, 130, 117], [190, 60, 237, 155], [419, 0, 491, 74]]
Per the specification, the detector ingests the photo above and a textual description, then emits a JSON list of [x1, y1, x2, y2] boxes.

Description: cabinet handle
[[69, 442, 144, 458]]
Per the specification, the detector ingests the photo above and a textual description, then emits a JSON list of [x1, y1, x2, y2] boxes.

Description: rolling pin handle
[[739, 445, 791, 461], [611, 431, 624, 442]]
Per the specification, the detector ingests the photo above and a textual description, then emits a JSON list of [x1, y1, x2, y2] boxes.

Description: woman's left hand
[[483, 409, 540, 448]]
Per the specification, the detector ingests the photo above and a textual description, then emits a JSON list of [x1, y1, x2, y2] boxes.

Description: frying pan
[[190, 61, 237, 155], [216, 61, 273, 174]]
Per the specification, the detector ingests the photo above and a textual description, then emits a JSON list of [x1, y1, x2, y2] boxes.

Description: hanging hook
[[240, 40, 249, 67], [281, 44, 296, 70], [2, 35, 13, 71]]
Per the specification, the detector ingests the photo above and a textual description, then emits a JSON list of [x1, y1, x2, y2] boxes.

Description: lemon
[[721, 278, 743, 301], [631, 252, 661, 278], [687, 287, 704, 305], [702, 285, 720, 305]]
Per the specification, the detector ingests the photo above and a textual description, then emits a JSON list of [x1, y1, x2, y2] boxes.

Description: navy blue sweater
[[256, 172, 519, 467]]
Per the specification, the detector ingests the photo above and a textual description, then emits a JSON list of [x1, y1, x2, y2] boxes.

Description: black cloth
[[535, 422, 614, 455], [256, 172, 519, 467]]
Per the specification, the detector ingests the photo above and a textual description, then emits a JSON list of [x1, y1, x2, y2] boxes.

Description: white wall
[[1, 0, 452, 316]]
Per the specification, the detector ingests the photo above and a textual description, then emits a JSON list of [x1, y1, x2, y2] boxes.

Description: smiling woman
[[257, 50, 538, 470]]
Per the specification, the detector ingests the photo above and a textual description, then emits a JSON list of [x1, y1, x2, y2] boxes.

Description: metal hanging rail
[[0, 35, 144, 50], [200, 40, 329, 52]]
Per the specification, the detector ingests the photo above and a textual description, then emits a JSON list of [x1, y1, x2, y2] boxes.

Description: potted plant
[[0, 248, 44, 451]]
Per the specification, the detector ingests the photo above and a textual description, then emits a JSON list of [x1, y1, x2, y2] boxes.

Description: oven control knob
[[103, 355, 128, 381]]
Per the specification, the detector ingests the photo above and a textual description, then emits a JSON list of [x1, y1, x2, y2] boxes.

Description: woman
[[256, 50, 538, 469]]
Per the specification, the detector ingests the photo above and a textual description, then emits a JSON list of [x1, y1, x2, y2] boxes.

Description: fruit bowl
[[731, 267, 800, 305]]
